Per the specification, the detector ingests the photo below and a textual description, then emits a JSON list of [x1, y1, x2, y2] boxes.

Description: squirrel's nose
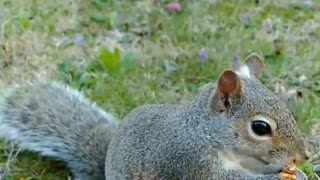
[[293, 151, 308, 166]]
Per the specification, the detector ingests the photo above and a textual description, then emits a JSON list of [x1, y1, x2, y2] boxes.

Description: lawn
[[0, 0, 320, 179]]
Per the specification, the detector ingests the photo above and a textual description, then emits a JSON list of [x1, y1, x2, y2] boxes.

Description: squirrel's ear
[[244, 53, 265, 79], [217, 70, 242, 98], [212, 70, 243, 115]]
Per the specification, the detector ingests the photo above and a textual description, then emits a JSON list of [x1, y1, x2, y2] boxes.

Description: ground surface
[[0, 0, 320, 179]]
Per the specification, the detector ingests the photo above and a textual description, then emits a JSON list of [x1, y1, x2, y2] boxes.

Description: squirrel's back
[[0, 81, 118, 180]]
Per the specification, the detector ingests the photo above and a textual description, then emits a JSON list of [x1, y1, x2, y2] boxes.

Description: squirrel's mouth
[[239, 155, 284, 175], [219, 151, 283, 175]]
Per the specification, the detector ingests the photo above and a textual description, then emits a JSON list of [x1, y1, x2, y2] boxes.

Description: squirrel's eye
[[251, 120, 272, 136]]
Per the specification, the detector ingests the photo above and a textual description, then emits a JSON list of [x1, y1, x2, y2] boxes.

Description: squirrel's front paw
[[279, 164, 307, 180]]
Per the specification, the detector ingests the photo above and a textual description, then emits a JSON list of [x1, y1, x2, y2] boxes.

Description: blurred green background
[[0, 0, 320, 179]]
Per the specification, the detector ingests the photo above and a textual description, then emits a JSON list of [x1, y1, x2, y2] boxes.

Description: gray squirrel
[[0, 53, 310, 180]]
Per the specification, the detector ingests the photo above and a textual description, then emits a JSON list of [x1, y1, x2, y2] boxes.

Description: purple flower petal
[[233, 54, 240, 69], [200, 51, 208, 63], [74, 33, 85, 47], [240, 14, 248, 24]]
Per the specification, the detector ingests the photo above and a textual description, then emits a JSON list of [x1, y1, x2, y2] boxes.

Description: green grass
[[0, 0, 320, 179]]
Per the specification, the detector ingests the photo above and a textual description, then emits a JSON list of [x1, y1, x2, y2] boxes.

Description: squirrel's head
[[206, 53, 308, 175]]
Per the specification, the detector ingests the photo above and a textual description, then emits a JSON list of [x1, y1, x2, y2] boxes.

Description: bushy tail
[[0, 81, 119, 180]]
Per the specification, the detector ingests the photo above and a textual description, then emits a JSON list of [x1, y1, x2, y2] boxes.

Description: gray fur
[[105, 77, 307, 179], [0, 68, 308, 179], [0, 81, 118, 180]]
